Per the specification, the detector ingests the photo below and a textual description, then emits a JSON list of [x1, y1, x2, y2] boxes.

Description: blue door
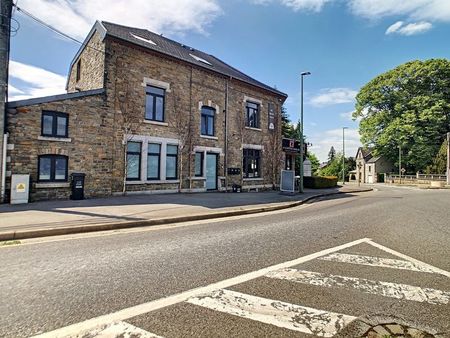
[[206, 153, 218, 190]]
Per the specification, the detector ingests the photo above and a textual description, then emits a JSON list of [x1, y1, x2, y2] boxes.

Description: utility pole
[[447, 132, 450, 186], [299, 71, 310, 193], [0, 0, 13, 203], [398, 145, 402, 185], [342, 127, 348, 184]]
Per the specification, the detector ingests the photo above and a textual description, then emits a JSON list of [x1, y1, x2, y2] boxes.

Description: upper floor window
[[245, 101, 260, 129], [201, 106, 215, 136], [145, 85, 165, 122], [126, 142, 141, 181], [38, 155, 68, 182], [243, 149, 261, 178], [42, 111, 68, 138], [76, 59, 81, 82]]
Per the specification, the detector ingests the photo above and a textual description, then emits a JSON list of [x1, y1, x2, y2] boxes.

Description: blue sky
[[8, 0, 450, 161]]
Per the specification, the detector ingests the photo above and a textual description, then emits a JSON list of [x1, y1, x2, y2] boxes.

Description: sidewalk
[[0, 186, 372, 241]]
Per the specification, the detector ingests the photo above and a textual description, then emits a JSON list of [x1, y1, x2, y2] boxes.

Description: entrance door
[[205, 153, 218, 190]]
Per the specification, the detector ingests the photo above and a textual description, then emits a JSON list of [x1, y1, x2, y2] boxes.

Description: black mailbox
[[70, 173, 86, 200]]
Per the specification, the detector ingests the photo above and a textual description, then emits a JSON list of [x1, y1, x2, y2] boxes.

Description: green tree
[[319, 153, 355, 180], [425, 139, 448, 174], [281, 105, 295, 138], [307, 152, 320, 175], [354, 59, 450, 172], [328, 146, 336, 162]]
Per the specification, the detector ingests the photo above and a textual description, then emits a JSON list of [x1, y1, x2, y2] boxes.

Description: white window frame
[[125, 135, 180, 184]]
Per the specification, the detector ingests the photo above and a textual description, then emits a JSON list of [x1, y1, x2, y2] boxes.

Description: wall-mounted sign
[[227, 167, 241, 175], [268, 103, 275, 131], [282, 138, 301, 153], [16, 183, 26, 193]]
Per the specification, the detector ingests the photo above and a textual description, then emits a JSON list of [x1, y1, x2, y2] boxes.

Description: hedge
[[304, 176, 338, 189]]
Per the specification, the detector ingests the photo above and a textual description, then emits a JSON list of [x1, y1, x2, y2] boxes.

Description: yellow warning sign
[[16, 183, 26, 193]]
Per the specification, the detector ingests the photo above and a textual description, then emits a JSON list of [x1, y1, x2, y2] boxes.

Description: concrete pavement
[[0, 186, 371, 240], [1, 186, 449, 337]]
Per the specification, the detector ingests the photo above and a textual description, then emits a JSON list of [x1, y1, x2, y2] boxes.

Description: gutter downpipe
[[224, 76, 231, 192], [1, 132, 7, 201]]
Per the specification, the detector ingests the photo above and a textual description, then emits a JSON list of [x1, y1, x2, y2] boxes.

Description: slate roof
[[357, 147, 373, 160], [100, 21, 287, 98], [367, 156, 382, 163]]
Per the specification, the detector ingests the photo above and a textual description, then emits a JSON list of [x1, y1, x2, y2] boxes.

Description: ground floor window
[[243, 149, 261, 178], [38, 155, 68, 182], [166, 144, 178, 180], [195, 152, 204, 177], [126, 142, 141, 180], [147, 143, 161, 180]]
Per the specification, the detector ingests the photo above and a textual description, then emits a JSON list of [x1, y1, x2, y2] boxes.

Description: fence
[[386, 173, 447, 184]]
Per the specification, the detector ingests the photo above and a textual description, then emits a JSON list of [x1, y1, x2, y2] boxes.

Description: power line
[[13, 4, 106, 55]]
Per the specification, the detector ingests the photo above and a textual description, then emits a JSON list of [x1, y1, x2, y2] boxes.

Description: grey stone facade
[[5, 21, 287, 201]]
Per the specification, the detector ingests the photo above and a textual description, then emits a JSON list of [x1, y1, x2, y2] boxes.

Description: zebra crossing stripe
[[319, 253, 439, 274], [265, 269, 450, 305], [186, 289, 356, 337], [366, 240, 450, 278], [72, 321, 164, 338]]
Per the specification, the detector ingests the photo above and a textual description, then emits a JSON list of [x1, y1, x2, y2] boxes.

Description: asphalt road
[[1, 186, 449, 337]]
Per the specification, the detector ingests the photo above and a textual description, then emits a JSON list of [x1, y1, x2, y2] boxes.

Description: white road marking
[[186, 289, 356, 337], [265, 269, 450, 305], [33, 238, 371, 338], [319, 253, 440, 274], [70, 321, 163, 338], [366, 240, 450, 278]]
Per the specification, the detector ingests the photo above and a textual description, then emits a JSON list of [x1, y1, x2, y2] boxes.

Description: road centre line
[[265, 268, 450, 305], [319, 253, 441, 274], [186, 289, 356, 337], [34, 238, 371, 338]]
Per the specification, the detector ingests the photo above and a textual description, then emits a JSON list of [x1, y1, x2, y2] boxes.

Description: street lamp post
[[447, 132, 450, 186], [398, 145, 402, 185], [299, 71, 311, 193], [342, 127, 348, 184]]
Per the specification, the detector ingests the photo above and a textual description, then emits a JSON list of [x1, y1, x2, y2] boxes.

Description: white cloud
[[309, 128, 361, 162], [348, 0, 450, 22], [18, 0, 222, 40], [340, 110, 358, 121], [8, 60, 66, 101], [281, 0, 334, 12], [385, 21, 432, 35], [251, 0, 334, 12], [310, 88, 357, 107]]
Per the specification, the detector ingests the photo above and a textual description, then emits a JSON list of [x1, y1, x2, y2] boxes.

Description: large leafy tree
[[354, 59, 450, 172]]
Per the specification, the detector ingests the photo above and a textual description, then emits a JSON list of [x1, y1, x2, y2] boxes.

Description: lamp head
[[301, 71, 311, 76]]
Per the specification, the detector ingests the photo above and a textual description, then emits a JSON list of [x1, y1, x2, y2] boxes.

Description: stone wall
[[6, 93, 112, 201], [6, 31, 286, 201], [104, 37, 285, 194], [67, 31, 106, 93]]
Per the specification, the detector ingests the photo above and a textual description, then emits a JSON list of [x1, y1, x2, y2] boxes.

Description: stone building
[[353, 147, 394, 184], [5, 21, 287, 201]]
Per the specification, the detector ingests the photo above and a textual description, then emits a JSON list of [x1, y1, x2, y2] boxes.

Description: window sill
[[243, 177, 263, 181], [126, 180, 180, 185], [143, 120, 168, 126], [35, 182, 70, 188], [200, 135, 218, 140], [38, 136, 72, 142], [245, 127, 262, 132], [190, 176, 206, 180]]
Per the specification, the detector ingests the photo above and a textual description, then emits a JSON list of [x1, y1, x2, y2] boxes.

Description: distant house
[[353, 147, 394, 184]]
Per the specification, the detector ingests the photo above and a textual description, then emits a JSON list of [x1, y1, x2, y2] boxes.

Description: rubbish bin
[[70, 173, 86, 200]]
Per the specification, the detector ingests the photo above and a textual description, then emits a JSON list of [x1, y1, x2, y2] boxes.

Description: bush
[[304, 176, 338, 189]]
